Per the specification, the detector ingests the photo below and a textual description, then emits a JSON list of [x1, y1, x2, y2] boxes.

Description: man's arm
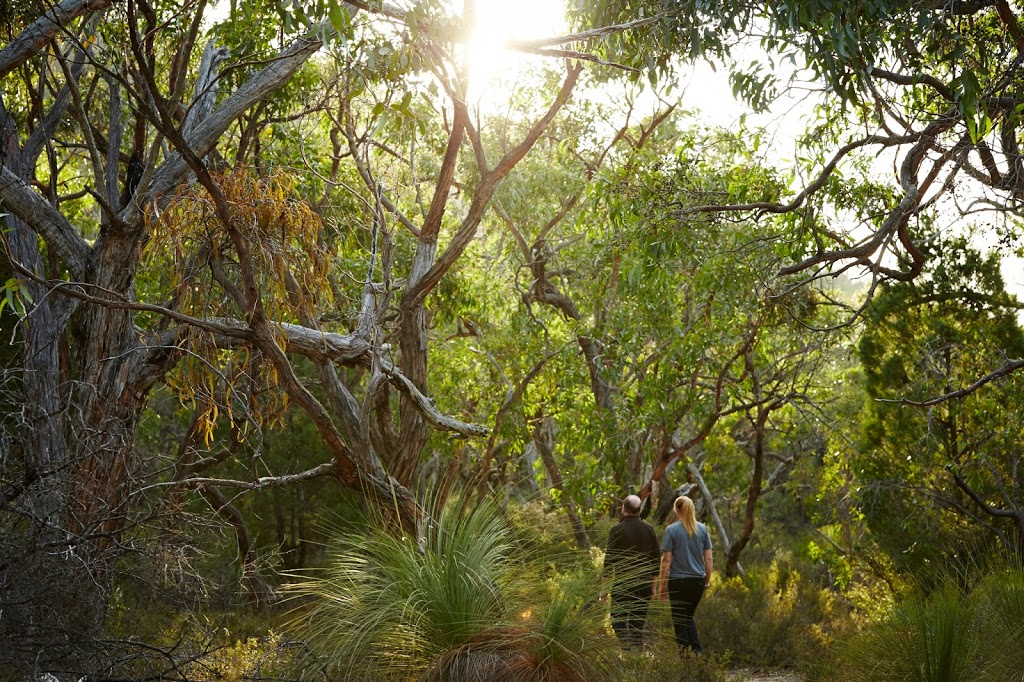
[[646, 526, 660, 596], [603, 525, 623, 578], [703, 549, 713, 588]]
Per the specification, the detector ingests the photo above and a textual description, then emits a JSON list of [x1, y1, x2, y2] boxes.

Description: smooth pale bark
[[686, 462, 743, 577]]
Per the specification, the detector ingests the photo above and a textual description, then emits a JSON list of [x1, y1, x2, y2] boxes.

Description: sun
[[465, 0, 567, 93]]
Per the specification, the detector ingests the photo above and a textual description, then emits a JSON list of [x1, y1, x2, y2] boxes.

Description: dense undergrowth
[[61, 499, 1023, 682]]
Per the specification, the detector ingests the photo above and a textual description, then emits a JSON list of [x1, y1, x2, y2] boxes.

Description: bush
[[698, 561, 844, 668], [507, 499, 590, 566], [973, 564, 1024, 674], [285, 496, 621, 681], [834, 582, 982, 682], [830, 556, 1024, 682], [618, 644, 729, 682]]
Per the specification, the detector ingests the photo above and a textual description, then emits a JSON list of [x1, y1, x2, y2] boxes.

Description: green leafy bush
[[698, 561, 844, 668]]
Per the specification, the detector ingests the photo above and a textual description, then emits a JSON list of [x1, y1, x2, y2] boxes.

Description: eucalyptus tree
[[576, 0, 1024, 390], [472, 107, 847, 551], [0, 0, 631, 672]]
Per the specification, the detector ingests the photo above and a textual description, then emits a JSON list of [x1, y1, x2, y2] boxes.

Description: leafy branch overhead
[[574, 0, 1024, 289]]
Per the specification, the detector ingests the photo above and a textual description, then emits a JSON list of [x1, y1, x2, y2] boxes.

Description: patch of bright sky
[[465, 0, 564, 92]]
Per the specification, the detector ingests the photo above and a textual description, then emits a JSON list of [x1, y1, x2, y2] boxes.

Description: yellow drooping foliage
[[143, 167, 334, 442]]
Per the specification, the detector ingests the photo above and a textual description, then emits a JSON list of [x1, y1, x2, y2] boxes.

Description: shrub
[[617, 644, 729, 682], [507, 499, 588, 566], [285, 496, 620, 681], [835, 581, 983, 682], [832, 557, 1024, 682], [698, 561, 843, 668], [973, 564, 1024, 675]]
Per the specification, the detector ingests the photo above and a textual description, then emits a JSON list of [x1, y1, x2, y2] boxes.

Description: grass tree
[[286, 495, 618, 681]]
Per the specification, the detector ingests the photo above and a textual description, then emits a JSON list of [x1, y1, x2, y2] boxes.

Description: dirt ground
[[727, 669, 802, 682]]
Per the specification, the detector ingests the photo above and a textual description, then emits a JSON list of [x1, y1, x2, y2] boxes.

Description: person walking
[[602, 494, 660, 648], [657, 495, 713, 654]]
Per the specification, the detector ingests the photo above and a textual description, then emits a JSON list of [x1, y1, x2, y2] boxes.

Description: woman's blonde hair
[[674, 496, 698, 537]]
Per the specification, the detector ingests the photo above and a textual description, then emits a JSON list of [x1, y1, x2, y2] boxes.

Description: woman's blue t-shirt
[[661, 521, 712, 579]]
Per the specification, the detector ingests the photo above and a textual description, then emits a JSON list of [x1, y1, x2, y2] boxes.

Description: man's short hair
[[622, 494, 642, 515]]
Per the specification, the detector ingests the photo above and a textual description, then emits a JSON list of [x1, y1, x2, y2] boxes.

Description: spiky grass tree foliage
[[287, 498, 616, 681], [973, 563, 1024, 674], [836, 559, 1024, 682]]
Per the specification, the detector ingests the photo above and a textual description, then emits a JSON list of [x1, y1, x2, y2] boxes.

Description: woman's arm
[[703, 549, 713, 588], [658, 551, 672, 600]]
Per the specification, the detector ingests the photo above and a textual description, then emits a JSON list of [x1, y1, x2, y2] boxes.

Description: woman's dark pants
[[667, 577, 705, 654]]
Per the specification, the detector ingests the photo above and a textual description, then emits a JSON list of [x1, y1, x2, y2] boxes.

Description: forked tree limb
[[172, 461, 340, 491], [507, 14, 666, 50], [403, 62, 583, 307], [4, 255, 490, 440], [0, 165, 92, 278]]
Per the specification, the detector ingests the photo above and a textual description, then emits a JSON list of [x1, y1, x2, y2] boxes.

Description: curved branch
[[168, 461, 339, 491], [878, 358, 1024, 406], [507, 14, 666, 50], [9, 257, 490, 441], [949, 467, 1018, 518], [210, 320, 489, 437], [378, 357, 489, 437], [695, 132, 922, 216], [868, 67, 954, 101], [0, 0, 112, 79], [405, 61, 582, 307], [0, 166, 92, 279], [779, 110, 959, 278]]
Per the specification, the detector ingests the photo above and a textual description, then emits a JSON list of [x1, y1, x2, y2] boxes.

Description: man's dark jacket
[[604, 515, 660, 594]]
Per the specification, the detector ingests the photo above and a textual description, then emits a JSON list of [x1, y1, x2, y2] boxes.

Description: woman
[[657, 495, 712, 654]]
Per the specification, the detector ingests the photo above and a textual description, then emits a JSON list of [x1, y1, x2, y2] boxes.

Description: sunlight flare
[[465, 0, 566, 91]]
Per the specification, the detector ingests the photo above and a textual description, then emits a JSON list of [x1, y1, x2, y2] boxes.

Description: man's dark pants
[[611, 581, 652, 648], [667, 577, 706, 653]]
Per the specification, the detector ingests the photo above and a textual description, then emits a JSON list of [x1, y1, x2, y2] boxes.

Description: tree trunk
[[687, 462, 744, 577], [0, 111, 68, 529], [534, 415, 590, 550], [725, 410, 767, 577]]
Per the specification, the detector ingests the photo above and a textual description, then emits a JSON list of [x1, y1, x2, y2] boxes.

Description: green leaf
[[327, 0, 349, 34]]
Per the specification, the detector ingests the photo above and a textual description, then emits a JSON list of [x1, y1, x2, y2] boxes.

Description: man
[[603, 494, 660, 648]]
